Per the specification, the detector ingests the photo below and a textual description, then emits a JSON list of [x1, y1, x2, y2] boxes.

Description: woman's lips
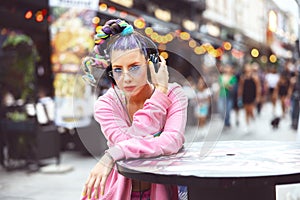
[[124, 86, 136, 91]]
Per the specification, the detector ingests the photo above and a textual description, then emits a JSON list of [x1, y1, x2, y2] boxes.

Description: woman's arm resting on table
[[107, 85, 188, 160]]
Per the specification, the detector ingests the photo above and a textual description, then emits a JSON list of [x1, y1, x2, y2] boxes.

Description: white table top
[[117, 140, 300, 178]]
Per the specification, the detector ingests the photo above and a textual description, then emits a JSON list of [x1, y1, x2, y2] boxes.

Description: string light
[[99, 3, 108, 11], [134, 18, 146, 29], [194, 46, 206, 55], [25, 10, 33, 19], [223, 41, 232, 50], [269, 54, 277, 63], [179, 32, 190, 40], [35, 11, 44, 22], [160, 51, 169, 59], [260, 55, 268, 63], [251, 48, 259, 58], [92, 17, 100, 25], [119, 11, 127, 18], [189, 40, 197, 48], [145, 27, 153, 36], [108, 6, 116, 14]]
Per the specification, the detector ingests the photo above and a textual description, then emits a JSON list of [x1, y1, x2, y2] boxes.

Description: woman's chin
[[124, 87, 143, 98]]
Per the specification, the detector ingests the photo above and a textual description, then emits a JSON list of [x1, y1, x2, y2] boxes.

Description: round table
[[117, 141, 300, 200]]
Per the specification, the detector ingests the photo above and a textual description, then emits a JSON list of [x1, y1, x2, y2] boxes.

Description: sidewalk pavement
[[0, 102, 299, 200]]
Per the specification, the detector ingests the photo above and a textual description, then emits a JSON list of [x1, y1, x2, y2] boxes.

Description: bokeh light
[[269, 54, 277, 63], [251, 48, 259, 57], [24, 10, 33, 19]]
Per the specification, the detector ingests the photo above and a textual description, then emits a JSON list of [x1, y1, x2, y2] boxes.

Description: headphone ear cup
[[105, 65, 116, 85], [150, 54, 159, 64]]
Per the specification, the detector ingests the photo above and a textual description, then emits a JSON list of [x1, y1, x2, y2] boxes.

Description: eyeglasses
[[108, 64, 145, 80]]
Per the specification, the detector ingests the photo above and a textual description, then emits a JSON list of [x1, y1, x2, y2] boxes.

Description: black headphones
[[105, 51, 160, 86]]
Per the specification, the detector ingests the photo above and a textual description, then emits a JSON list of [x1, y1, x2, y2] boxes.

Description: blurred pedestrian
[[288, 60, 300, 130], [265, 68, 279, 114], [238, 63, 261, 132], [218, 65, 237, 128], [252, 62, 267, 115], [273, 72, 290, 118], [81, 19, 188, 200], [231, 68, 241, 126], [194, 77, 211, 127]]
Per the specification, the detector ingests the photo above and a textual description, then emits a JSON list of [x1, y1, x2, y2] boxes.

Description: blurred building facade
[[0, 0, 299, 113], [201, 0, 298, 65]]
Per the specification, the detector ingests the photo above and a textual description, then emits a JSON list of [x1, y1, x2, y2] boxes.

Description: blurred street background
[[1, 0, 300, 199], [0, 101, 299, 199]]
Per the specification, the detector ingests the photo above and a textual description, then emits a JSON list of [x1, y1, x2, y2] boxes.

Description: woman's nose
[[123, 71, 133, 82]]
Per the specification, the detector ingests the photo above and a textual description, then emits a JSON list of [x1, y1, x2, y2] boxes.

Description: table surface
[[117, 141, 300, 183]]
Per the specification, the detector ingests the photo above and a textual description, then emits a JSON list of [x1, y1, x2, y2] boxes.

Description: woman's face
[[111, 48, 148, 97]]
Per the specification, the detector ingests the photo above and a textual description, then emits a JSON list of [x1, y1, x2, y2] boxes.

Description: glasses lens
[[112, 70, 122, 80], [112, 65, 142, 80]]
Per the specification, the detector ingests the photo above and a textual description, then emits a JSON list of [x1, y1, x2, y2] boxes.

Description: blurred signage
[[49, 0, 99, 129], [50, 0, 99, 10]]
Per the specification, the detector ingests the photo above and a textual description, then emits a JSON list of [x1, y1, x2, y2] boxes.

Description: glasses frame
[[109, 64, 147, 81]]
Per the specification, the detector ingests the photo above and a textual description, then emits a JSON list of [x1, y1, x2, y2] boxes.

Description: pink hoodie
[[83, 82, 188, 200]]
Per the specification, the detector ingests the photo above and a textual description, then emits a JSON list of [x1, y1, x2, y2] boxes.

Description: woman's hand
[[82, 153, 114, 199], [149, 56, 169, 94]]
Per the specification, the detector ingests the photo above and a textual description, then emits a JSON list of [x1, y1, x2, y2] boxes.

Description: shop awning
[[270, 40, 293, 59]]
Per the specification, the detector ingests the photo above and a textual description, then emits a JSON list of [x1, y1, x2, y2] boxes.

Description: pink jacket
[[85, 82, 188, 200]]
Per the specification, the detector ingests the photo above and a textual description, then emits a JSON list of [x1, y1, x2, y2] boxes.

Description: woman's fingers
[[158, 56, 168, 74], [82, 174, 91, 197], [148, 61, 158, 84], [93, 177, 101, 199], [100, 175, 108, 196], [159, 55, 166, 65], [86, 176, 96, 199]]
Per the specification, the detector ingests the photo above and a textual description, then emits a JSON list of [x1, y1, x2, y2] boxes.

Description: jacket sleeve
[[106, 85, 188, 161], [94, 87, 172, 145]]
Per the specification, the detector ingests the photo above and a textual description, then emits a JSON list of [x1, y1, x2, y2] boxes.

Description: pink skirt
[[131, 189, 151, 200]]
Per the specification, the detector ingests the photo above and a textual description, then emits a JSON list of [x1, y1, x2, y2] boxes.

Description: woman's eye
[[129, 65, 140, 71], [113, 68, 122, 73]]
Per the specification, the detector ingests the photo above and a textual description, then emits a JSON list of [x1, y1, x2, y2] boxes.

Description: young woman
[[194, 77, 211, 127], [238, 63, 261, 131], [81, 19, 188, 200], [218, 65, 237, 128], [273, 73, 290, 117]]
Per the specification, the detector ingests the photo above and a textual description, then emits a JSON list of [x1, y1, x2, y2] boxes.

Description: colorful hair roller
[[82, 73, 96, 86], [121, 25, 134, 36], [102, 25, 112, 35], [92, 56, 110, 69], [94, 38, 105, 45], [94, 45, 100, 54], [95, 30, 109, 40], [118, 20, 129, 28], [110, 23, 122, 35], [82, 57, 93, 72]]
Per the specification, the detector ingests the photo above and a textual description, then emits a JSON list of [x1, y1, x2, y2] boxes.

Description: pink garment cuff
[[106, 145, 125, 161]]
